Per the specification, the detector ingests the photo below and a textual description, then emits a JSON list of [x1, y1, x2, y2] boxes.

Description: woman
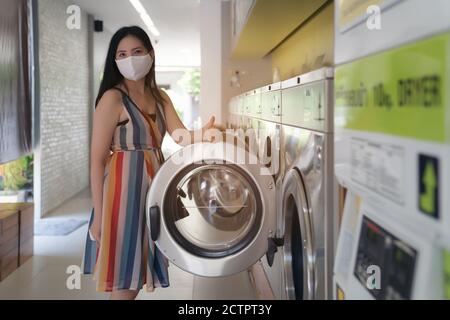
[[82, 26, 215, 300]]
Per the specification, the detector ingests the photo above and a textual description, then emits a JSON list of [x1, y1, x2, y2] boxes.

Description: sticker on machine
[[418, 154, 440, 219], [350, 137, 405, 205]]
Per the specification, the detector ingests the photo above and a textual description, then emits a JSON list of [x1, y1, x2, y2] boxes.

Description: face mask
[[115, 54, 153, 81]]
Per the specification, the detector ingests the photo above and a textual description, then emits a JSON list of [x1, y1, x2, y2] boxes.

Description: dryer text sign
[[335, 32, 448, 143]]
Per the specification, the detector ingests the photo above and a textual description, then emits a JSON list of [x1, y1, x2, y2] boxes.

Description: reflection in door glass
[[171, 166, 259, 253]]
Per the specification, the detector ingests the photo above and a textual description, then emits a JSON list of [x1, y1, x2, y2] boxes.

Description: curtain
[[0, 0, 32, 164]]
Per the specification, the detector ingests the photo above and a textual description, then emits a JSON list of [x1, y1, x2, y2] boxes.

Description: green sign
[[335, 32, 449, 143], [418, 154, 439, 219], [444, 250, 450, 300]]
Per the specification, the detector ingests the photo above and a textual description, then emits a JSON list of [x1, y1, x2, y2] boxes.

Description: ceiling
[[73, 0, 201, 67]]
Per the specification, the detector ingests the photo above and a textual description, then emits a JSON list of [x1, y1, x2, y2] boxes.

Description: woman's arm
[[89, 90, 122, 242], [160, 90, 215, 146]]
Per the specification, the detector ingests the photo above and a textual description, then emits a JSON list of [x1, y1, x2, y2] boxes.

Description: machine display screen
[[385, 242, 417, 299], [354, 216, 417, 300], [444, 250, 450, 299], [365, 224, 385, 261]]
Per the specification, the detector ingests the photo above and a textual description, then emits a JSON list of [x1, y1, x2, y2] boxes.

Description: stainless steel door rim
[[146, 142, 276, 277], [282, 167, 315, 300]]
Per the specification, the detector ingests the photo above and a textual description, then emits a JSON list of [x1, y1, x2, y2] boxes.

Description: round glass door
[[163, 164, 263, 258], [282, 168, 315, 300]]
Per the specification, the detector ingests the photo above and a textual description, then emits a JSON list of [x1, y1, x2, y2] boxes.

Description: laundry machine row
[[226, 67, 337, 300]]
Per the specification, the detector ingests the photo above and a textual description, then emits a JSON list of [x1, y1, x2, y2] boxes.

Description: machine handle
[[149, 205, 161, 241], [257, 105, 262, 114], [266, 237, 285, 267], [272, 95, 281, 116]]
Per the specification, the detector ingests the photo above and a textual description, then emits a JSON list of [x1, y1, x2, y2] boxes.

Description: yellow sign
[[444, 250, 450, 300], [337, 285, 346, 300], [335, 32, 449, 143]]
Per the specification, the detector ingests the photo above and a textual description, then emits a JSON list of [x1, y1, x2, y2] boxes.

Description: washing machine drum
[[146, 142, 276, 277], [170, 165, 259, 254], [185, 167, 254, 232]]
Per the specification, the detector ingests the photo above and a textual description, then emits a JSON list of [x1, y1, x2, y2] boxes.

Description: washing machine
[[236, 93, 246, 130], [252, 81, 286, 300], [236, 90, 259, 157], [146, 140, 277, 277], [229, 93, 245, 131], [257, 82, 282, 181], [279, 67, 336, 300], [227, 96, 239, 130]]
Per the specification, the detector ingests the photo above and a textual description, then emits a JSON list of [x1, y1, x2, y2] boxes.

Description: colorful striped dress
[[82, 87, 170, 292]]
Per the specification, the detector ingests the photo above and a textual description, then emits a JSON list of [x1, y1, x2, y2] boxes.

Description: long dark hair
[[95, 26, 165, 107]]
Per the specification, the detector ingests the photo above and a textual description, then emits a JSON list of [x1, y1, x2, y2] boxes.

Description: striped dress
[[82, 87, 170, 292]]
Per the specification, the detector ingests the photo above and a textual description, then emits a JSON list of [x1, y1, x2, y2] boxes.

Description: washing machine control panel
[[354, 217, 417, 300]]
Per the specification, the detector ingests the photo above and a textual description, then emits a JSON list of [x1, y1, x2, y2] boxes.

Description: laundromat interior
[[0, 0, 449, 302]]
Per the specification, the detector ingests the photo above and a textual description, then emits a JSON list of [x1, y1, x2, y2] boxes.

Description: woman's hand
[[89, 214, 102, 244], [202, 116, 222, 143], [201, 116, 216, 135], [159, 89, 220, 145], [90, 89, 122, 245]]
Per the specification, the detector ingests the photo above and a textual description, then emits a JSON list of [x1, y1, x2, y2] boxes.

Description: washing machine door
[[146, 141, 276, 277], [282, 167, 315, 300]]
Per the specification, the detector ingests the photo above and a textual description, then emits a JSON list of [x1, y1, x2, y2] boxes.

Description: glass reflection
[[173, 166, 257, 251]]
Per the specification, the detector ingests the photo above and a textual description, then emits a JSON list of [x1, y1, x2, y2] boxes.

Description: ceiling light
[[129, 0, 146, 15], [149, 25, 160, 37], [128, 0, 160, 37], [141, 13, 155, 27]]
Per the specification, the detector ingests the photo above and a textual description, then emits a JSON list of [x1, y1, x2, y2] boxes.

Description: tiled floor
[[0, 188, 257, 300]]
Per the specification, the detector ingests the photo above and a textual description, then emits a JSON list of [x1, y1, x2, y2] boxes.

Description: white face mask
[[115, 54, 153, 81]]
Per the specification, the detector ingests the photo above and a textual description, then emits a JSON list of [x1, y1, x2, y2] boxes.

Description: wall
[[199, 0, 273, 125], [157, 70, 199, 129], [92, 28, 112, 101], [199, 0, 223, 125], [271, 1, 334, 80], [221, 0, 273, 121], [37, 0, 91, 217]]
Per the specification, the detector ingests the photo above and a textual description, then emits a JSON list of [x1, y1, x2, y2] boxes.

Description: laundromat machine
[[146, 141, 278, 277], [333, 0, 450, 300], [278, 68, 337, 300], [256, 81, 285, 300], [225, 68, 337, 300], [227, 96, 239, 131]]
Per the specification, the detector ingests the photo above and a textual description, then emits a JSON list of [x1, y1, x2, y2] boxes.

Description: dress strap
[[112, 86, 128, 96]]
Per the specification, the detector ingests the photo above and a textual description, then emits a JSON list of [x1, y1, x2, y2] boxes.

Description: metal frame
[[29, 0, 42, 219]]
